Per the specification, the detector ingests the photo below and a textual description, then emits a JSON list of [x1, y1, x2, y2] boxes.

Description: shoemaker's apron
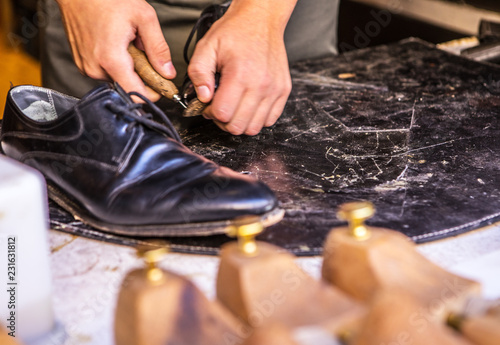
[[40, 0, 340, 98]]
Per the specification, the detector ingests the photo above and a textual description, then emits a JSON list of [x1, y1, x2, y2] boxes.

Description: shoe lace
[[183, 11, 214, 64], [104, 91, 181, 142]]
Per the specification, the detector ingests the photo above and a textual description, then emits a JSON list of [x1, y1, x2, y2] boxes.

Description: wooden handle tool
[[127, 44, 186, 108]]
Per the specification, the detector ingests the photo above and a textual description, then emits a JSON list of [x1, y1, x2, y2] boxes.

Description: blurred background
[[0, 0, 40, 116]]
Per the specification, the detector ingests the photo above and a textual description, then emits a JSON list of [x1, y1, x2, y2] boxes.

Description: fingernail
[[163, 61, 175, 77], [196, 85, 210, 103]]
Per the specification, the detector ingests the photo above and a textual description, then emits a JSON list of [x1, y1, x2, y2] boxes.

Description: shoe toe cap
[[174, 167, 278, 223], [107, 167, 278, 225]]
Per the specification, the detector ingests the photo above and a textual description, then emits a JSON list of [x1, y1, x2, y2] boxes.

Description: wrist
[[226, 0, 298, 34]]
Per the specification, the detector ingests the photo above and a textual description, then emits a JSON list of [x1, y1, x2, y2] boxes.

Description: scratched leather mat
[[10, 38, 500, 255]]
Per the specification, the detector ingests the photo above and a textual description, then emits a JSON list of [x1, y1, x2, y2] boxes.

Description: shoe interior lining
[[10, 86, 79, 122]]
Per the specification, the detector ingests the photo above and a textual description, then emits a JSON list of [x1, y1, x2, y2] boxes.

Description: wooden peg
[[447, 312, 500, 345], [183, 98, 208, 117], [217, 216, 365, 331], [115, 245, 244, 345], [350, 290, 474, 345], [321, 201, 480, 321]]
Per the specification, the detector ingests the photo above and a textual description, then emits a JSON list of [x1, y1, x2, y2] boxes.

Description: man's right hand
[[56, 0, 175, 101]]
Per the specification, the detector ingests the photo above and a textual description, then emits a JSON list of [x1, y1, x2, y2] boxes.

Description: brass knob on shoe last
[[226, 215, 264, 256], [137, 245, 169, 284], [337, 201, 374, 241]]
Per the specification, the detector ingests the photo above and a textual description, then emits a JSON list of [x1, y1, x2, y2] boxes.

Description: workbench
[[4, 38, 500, 344]]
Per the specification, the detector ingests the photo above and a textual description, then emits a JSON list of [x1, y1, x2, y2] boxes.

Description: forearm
[[226, 0, 298, 35]]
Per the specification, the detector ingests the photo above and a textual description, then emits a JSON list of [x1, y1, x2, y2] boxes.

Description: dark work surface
[[12, 38, 500, 255]]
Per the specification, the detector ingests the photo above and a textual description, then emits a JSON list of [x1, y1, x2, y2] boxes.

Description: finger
[[61, 22, 95, 79], [136, 9, 176, 80], [242, 96, 275, 136], [144, 85, 161, 102], [223, 91, 264, 135], [73, 43, 110, 81], [202, 104, 214, 120], [264, 92, 289, 127], [188, 41, 217, 103], [212, 119, 230, 133], [264, 74, 291, 127], [80, 64, 112, 82], [133, 36, 145, 51], [208, 72, 246, 123]]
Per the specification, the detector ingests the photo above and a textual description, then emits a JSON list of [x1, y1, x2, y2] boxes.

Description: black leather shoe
[[0, 83, 282, 236]]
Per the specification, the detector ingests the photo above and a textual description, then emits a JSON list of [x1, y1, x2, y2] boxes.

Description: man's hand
[[188, 0, 297, 136], [56, 0, 175, 101]]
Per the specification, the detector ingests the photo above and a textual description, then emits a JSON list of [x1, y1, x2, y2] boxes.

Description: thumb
[[187, 45, 217, 103], [137, 16, 176, 80]]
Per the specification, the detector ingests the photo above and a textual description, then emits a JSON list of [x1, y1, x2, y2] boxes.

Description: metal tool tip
[[173, 94, 187, 108]]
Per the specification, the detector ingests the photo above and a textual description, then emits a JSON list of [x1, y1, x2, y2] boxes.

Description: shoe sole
[[46, 182, 285, 237]]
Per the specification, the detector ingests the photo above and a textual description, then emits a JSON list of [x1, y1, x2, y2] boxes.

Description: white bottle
[[0, 155, 55, 342]]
